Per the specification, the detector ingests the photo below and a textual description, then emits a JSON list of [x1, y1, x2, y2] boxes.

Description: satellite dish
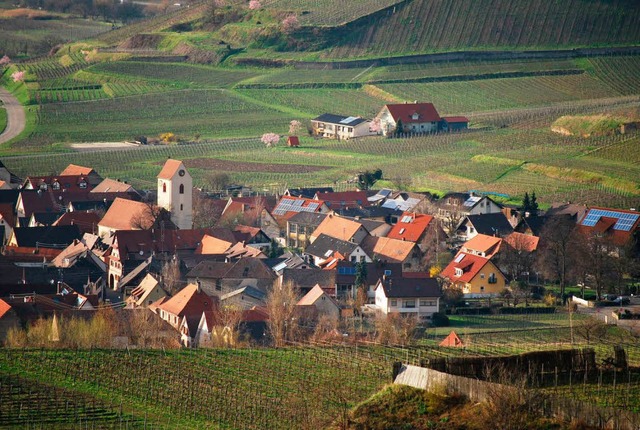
[[139, 250, 144, 255]]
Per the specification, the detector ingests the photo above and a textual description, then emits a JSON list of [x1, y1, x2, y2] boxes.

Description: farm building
[[376, 103, 468, 135], [287, 136, 300, 147], [440, 116, 469, 132], [311, 114, 374, 140]]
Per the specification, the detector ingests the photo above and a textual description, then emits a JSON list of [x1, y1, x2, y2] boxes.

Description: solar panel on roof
[[339, 116, 358, 124], [307, 202, 319, 211], [454, 254, 465, 263], [581, 209, 639, 231], [401, 215, 413, 223], [463, 196, 481, 207]]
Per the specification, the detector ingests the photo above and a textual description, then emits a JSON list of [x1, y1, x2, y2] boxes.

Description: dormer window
[[52, 181, 60, 190], [39, 183, 47, 191], [412, 113, 419, 120], [455, 268, 463, 277], [79, 179, 87, 189]]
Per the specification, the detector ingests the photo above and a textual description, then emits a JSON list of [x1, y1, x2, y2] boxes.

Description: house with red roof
[[577, 207, 640, 247], [313, 190, 372, 210], [376, 102, 442, 136], [387, 212, 444, 247], [440, 252, 507, 297], [151, 282, 218, 346]]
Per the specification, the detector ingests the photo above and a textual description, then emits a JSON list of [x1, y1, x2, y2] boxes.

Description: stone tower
[[157, 159, 192, 230]]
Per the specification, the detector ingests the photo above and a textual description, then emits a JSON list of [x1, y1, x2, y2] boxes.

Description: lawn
[[0, 105, 6, 134]]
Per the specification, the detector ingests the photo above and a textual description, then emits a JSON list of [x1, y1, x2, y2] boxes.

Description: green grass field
[[0, 105, 6, 134]]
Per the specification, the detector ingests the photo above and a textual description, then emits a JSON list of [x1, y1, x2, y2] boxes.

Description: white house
[[374, 276, 440, 321], [311, 114, 375, 140], [375, 103, 442, 136]]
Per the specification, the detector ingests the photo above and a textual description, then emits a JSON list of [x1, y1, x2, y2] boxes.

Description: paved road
[[0, 88, 26, 144]]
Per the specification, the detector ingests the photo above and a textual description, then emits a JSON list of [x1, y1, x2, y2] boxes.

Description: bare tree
[[206, 172, 230, 193], [161, 257, 182, 295], [374, 312, 419, 345], [192, 189, 223, 229], [130, 201, 174, 231], [266, 281, 300, 347], [574, 317, 608, 345], [214, 303, 244, 347], [536, 215, 578, 302]]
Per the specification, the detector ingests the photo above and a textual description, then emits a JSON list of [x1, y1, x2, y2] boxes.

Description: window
[[290, 224, 298, 234], [79, 180, 87, 189], [180, 204, 183, 211], [163, 182, 167, 193], [179, 184, 184, 194], [360, 256, 366, 262], [480, 273, 485, 279], [480, 286, 485, 291], [404, 300, 415, 308], [390, 300, 397, 307], [350, 256, 357, 263], [52, 181, 60, 190], [488, 273, 497, 284], [420, 300, 427, 306], [455, 268, 463, 277], [215, 280, 222, 291]]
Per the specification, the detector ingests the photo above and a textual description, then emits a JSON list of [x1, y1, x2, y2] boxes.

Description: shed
[[287, 136, 300, 147], [439, 330, 464, 347]]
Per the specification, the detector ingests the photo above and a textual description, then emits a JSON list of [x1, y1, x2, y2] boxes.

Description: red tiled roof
[[461, 234, 503, 258], [99, 197, 155, 231], [2, 246, 63, 262], [158, 283, 217, 318], [360, 236, 416, 264], [442, 116, 469, 123], [440, 252, 491, 284], [60, 164, 94, 176], [0, 298, 12, 319], [503, 232, 539, 253], [157, 159, 184, 180], [577, 206, 640, 246], [384, 103, 441, 123], [387, 212, 434, 242]]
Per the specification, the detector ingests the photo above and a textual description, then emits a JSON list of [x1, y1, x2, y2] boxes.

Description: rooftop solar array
[[273, 199, 321, 215], [339, 116, 359, 124], [581, 209, 639, 232], [338, 266, 357, 275], [454, 253, 465, 263], [463, 196, 481, 207], [401, 215, 413, 223]]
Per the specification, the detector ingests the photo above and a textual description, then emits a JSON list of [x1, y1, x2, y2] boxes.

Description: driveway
[[0, 88, 26, 144]]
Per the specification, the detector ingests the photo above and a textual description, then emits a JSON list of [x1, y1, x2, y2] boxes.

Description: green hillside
[[324, 0, 640, 59], [80, 0, 640, 62]]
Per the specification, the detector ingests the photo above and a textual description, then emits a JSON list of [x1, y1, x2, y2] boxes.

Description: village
[[0, 133, 638, 348]]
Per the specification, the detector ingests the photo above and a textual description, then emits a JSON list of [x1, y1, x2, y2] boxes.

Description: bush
[[431, 312, 450, 327]]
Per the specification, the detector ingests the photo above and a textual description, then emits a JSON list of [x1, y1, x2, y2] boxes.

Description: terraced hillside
[[325, 0, 640, 59]]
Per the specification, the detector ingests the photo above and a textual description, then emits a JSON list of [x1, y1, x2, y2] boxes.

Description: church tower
[[157, 159, 192, 230]]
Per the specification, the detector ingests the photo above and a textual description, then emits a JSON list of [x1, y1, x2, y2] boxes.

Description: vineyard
[[0, 309, 639, 428], [325, 0, 640, 59]]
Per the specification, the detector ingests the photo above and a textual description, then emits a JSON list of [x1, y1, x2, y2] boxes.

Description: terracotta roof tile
[[0, 298, 12, 319], [157, 283, 217, 318], [440, 252, 491, 284], [311, 214, 364, 242], [195, 234, 233, 255], [361, 236, 416, 264], [384, 103, 441, 123], [91, 178, 135, 193], [99, 197, 155, 231], [461, 234, 503, 258], [59, 164, 94, 176], [157, 159, 184, 180], [387, 212, 434, 242], [503, 232, 539, 252]]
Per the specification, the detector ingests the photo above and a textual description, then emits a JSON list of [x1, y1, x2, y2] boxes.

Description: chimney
[[525, 211, 530, 218], [196, 278, 201, 293]]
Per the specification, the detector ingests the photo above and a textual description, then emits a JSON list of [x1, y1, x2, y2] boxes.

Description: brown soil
[[178, 158, 328, 174]]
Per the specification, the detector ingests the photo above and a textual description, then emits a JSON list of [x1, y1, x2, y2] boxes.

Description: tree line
[[16, 0, 149, 23]]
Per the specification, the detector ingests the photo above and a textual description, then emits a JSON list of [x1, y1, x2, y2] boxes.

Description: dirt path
[[0, 88, 26, 144]]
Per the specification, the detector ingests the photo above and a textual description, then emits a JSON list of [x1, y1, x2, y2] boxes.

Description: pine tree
[[530, 191, 539, 214], [522, 192, 531, 212]]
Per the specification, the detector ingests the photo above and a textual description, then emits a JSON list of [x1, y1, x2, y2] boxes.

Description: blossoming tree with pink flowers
[[261, 133, 280, 147]]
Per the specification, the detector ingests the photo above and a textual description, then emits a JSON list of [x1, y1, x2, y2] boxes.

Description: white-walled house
[[374, 277, 440, 321], [311, 114, 375, 140]]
